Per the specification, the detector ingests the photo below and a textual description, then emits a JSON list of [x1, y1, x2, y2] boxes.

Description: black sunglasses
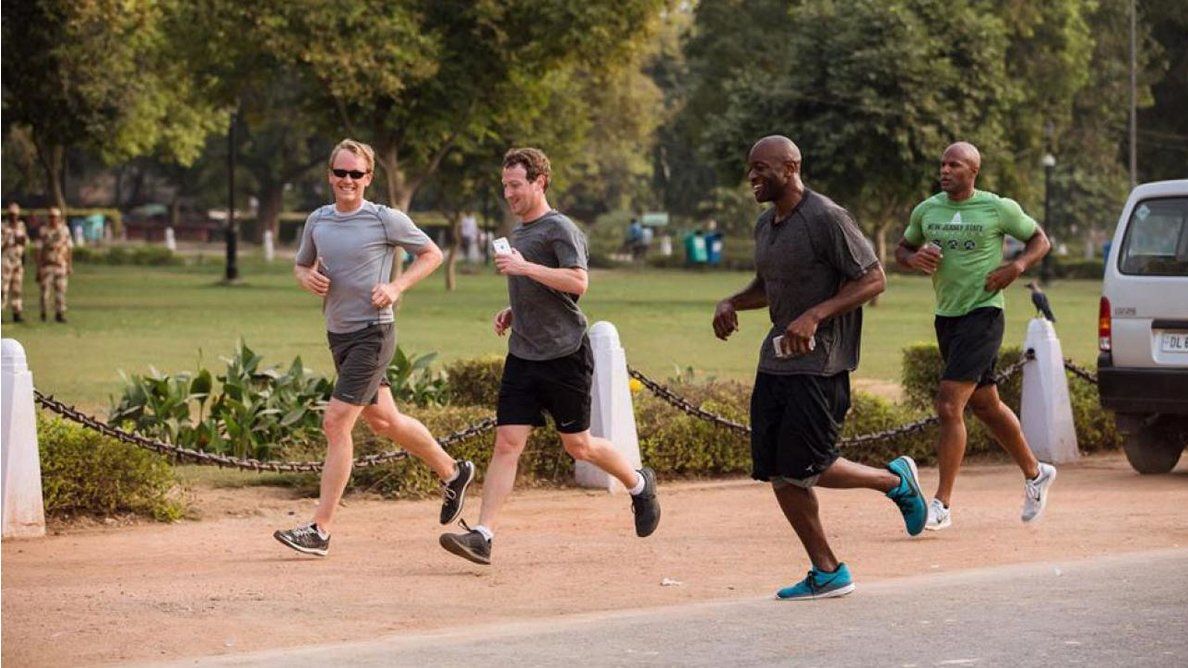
[[331, 168, 369, 179]]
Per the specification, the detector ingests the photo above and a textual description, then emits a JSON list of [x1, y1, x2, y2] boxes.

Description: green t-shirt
[[904, 190, 1038, 316]]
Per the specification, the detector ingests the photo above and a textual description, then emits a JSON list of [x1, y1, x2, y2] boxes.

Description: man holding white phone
[[712, 135, 927, 601], [439, 147, 660, 565]]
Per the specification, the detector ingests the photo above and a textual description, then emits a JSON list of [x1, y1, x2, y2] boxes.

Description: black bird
[[1026, 281, 1056, 322]]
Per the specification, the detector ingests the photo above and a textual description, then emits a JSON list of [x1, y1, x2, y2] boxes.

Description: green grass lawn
[[4, 257, 1103, 410]]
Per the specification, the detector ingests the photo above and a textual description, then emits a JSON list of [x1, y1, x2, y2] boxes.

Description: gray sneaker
[[274, 523, 330, 557], [440, 460, 476, 525], [631, 467, 660, 537], [439, 523, 491, 565]]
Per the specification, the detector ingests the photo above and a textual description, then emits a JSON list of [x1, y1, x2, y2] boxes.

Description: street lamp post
[[1039, 153, 1056, 286], [225, 109, 239, 283]]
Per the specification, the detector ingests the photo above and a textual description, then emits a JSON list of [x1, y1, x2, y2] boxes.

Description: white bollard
[[578, 322, 643, 492], [164, 227, 177, 252], [1020, 319, 1079, 464], [263, 230, 275, 263], [72, 224, 86, 248], [659, 235, 673, 257], [2, 339, 45, 538]]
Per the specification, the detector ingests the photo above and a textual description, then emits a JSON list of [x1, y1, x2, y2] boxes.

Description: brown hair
[[502, 147, 551, 191], [328, 139, 376, 173]]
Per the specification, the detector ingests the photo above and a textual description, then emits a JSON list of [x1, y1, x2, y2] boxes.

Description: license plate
[[1161, 331, 1188, 353]]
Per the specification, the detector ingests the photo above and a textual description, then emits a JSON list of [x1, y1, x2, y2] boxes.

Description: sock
[[473, 524, 494, 542], [311, 523, 329, 539], [628, 471, 646, 496], [445, 464, 460, 483]]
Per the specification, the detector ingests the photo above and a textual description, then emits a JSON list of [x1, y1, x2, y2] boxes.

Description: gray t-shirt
[[295, 201, 431, 334], [507, 211, 589, 361], [753, 190, 879, 376]]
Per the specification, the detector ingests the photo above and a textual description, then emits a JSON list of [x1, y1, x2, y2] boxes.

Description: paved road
[[150, 548, 1187, 667]]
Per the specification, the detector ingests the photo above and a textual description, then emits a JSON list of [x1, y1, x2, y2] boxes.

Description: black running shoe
[[631, 467, 660, 537], [440, 459, 476, 525], [273, 523, 330, 556], [439, 522, 491, 565]]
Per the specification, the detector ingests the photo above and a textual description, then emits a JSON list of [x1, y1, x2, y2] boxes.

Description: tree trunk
[[256, 181, 285, 244], [34, 139, 66, 210], [376, 142, 413, 211], [444, 213, 462, 292]]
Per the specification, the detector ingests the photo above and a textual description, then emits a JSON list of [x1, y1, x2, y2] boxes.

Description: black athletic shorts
[[496, 336, 593, 434], [935, 306, 1004, 387], [327, 323, 395, 406], [749, 371, 850, 484]]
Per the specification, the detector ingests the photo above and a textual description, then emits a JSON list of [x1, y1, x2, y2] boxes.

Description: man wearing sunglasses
[[274, 139, 476, 557]]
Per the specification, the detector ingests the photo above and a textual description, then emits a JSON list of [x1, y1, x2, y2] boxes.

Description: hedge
[[38, 413, 185, 521]]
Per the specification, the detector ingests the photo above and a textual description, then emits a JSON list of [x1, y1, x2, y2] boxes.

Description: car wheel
[[1121, 416, 1186, 474]]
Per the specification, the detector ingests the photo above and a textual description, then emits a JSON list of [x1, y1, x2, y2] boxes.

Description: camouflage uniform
[[37, 222, 73, 321], [2, 215, 29, 318]]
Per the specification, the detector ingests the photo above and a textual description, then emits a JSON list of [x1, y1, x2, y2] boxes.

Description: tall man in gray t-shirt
[[439, 148, 660, 565], [273, 139, 476, 557], [712, 136, 927, 600]]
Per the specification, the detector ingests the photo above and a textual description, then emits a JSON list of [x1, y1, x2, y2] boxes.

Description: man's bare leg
[[476, 425, 533, 531], [773, 484, 838, 572], [558, 430, 640, 488], [968, 384, 1040, 479], [361, 387, 456, 480], [816, 457, 899, 492], [312, 398, 366, 533], [933, 380, 978, 506]]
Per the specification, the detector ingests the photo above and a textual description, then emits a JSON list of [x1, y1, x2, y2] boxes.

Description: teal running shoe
[[886, 455, 927, 536], [775, 563, 855, 601]]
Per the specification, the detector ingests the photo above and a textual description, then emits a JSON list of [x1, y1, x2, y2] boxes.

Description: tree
[[1, 0, 220, 209], [692, 0, 1016, 259], [283, 0, 665, 211]]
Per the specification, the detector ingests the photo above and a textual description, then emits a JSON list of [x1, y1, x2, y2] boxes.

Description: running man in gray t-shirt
[[711, 136, 926, 600], [439, 148, 660, 566], [274, 139, 476, 557]]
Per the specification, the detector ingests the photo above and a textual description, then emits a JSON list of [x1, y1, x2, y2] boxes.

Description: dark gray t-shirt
[[507, 211, 589, 361], [753, 190, 879, 376], [295, 201, 431, 334]]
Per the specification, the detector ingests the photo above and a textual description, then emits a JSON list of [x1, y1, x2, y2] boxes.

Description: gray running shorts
[[327, 323, 395, 406]]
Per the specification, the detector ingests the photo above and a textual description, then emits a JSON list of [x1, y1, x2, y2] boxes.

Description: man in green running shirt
[[895, 141, 1057, 532]]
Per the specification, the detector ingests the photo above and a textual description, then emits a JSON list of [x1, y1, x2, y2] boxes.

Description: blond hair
[[328, 139, 376, 173]]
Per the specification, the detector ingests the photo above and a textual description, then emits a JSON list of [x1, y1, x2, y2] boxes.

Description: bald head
[[750, 135, 802, 165], [942, 142, 981, 172], [938, 141, 981, 198]]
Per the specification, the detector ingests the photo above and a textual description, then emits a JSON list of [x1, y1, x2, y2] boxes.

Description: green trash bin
[[684, 231, 708, 265]]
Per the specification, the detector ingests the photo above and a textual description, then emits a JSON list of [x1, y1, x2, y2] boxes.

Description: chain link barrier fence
[[33, 348, 1099, 471]]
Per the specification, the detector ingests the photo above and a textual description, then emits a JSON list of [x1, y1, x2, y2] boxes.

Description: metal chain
[[33, 390, 495, 473], [627, 352, 1034, 447], [1062, 358, 1098, 385]]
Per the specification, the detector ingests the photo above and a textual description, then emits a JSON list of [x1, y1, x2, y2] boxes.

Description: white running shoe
[[925, 497, 951, 531], [1022, 463, 1057, 523]]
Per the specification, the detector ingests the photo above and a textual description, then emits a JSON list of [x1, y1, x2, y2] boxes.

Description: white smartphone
[[772, 335, 816, 358], [492, 237, 512, 255]]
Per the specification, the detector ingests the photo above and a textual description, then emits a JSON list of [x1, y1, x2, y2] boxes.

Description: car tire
[[1121, 417, 1186, 474]]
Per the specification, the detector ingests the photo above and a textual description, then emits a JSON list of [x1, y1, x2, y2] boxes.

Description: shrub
[[443, 355, 504, 407], [38, 412, 184, 521], [111, 342, 332, 460], [841, 392, 937, 467], [73, 245, 181, 266], [386, 347, 449, 407]]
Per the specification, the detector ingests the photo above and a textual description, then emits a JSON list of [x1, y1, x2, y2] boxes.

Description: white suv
[[1098, 179, 1188, 473]]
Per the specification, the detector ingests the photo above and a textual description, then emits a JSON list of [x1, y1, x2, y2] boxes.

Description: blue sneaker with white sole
[[886, 455, 927, 536], [776, 563, 855, 601]]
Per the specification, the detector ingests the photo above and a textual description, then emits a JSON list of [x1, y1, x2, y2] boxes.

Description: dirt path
[[3, 453, 1186, 667]]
